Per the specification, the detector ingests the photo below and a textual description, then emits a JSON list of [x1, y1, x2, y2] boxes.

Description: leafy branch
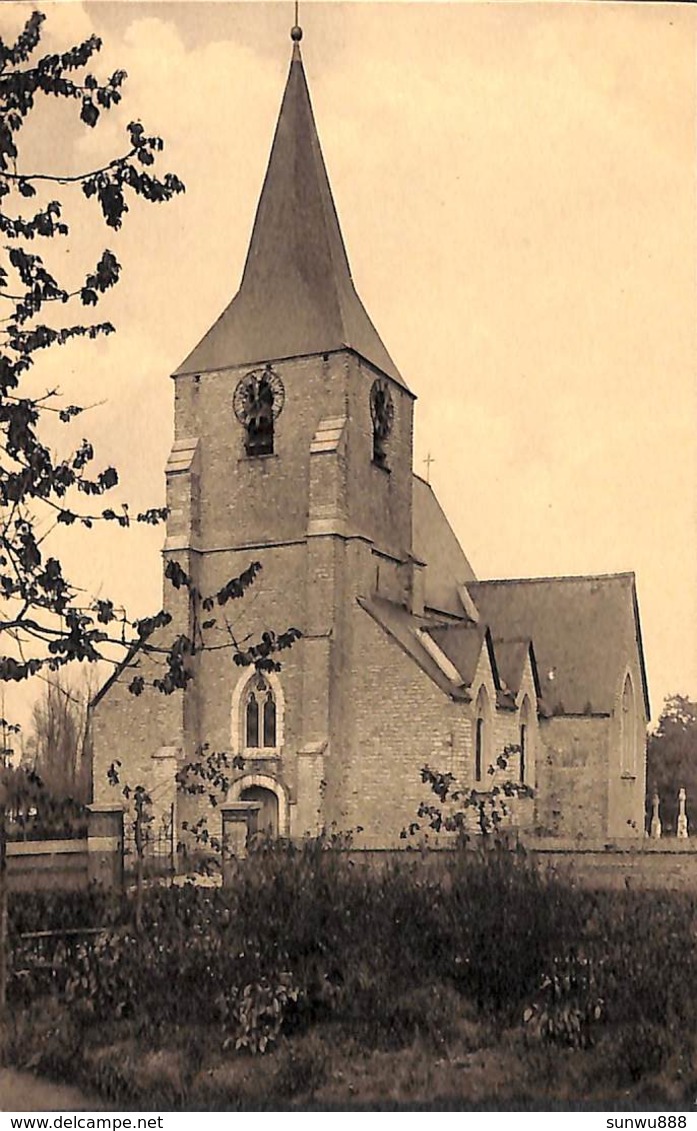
[[402, 744, 533, 842]]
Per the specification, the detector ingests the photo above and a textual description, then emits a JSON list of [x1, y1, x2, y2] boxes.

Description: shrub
[[523, 952, 604, 1048], [14, 837, 697, 1088], [219, 974, 301, 1055], [8, 885, 125, 937], [440, 846, 586, 1013]]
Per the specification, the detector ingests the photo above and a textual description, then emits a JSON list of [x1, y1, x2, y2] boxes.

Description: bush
[[8, 841, 591, 1042], [219, 974, 301, 1055], [8, 885, 125, 937], [523, 952, 604, 1048], [440, 846, 586, 1013]]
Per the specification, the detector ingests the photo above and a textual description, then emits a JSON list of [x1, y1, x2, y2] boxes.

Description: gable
[[468, 573, 650, 720]]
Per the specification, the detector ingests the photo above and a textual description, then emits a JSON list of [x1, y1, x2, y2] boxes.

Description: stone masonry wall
[[536, 715, 610, 840], [92, 646, 185, 810], [606, 656, 648, 839], [341, 606, 471, 847]]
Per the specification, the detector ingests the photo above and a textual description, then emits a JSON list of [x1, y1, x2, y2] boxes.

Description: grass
[[5, 1011, 693, 1111]]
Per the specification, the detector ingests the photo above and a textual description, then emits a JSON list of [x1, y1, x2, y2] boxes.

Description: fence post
[[87, 804, 124, 890], [221, 802, 261, 885]]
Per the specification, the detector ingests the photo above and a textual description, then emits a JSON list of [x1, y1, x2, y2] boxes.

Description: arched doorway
[[240, 785, 280, 837]]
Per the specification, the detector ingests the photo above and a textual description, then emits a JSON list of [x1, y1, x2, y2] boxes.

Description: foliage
[[219, 973, 301, 1055], [8, 883, 124, 936], [523, 952, 604, 1048], [0, 10, 185, 688], [22, 670, 94, 801], [8, 838, 584, 1043], [404, 744, 533, 842], [647, 694, 697, 833], [4, 762, 87, 840], [9, 856, 697, 1106]]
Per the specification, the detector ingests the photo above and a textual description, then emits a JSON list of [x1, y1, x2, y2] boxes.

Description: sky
[[2, 0, 696, 735]]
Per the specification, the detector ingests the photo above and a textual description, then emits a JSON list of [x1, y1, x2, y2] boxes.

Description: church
[[92, 27, 650, 850]]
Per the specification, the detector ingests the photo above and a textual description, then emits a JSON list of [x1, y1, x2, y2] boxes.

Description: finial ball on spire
[[291, 24, 303, 42]]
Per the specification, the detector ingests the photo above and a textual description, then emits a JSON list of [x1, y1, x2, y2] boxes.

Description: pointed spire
[[175, 31, 406, 388]]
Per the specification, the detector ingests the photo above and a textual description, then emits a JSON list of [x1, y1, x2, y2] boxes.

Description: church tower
[[92, 22, 649, 851], [161, 25, 417, 838]]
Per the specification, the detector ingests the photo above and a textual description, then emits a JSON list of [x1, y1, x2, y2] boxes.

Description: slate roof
[[467, 573, 650, 719], [412, 475, 477, 616], [175, 42, 405, 387], [427, 622, 491, 688], [491, 638, 538, 699]]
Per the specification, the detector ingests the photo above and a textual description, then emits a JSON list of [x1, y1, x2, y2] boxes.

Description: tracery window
[[244, 676, 277, 750]]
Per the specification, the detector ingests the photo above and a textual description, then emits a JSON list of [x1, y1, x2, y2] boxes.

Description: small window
[[474, 686, 489, 783], [520, 723, 527, 784], [263, 691, 277, 747], [475, 717, 484, 783], [245, 693, 260, 748]]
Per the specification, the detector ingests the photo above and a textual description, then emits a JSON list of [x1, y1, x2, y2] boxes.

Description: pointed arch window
[[519, 695, 533, 786], [474, 686, 490, 784], [620, 673, 637, 777], [232, 669, 285, 760], [244, 676, 277, 751]]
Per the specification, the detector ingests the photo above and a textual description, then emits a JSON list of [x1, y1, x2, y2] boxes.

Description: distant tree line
[[646, 694, 697, 834]]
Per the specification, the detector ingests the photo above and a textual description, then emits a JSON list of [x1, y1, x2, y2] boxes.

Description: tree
[[23, 669, 95, 802], [0, 6, 183, 1012], [0, 8, 300, 698], [646, 694, 697, 835], [0, 9, 186, 693], [0, 9, 300, 1011]]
